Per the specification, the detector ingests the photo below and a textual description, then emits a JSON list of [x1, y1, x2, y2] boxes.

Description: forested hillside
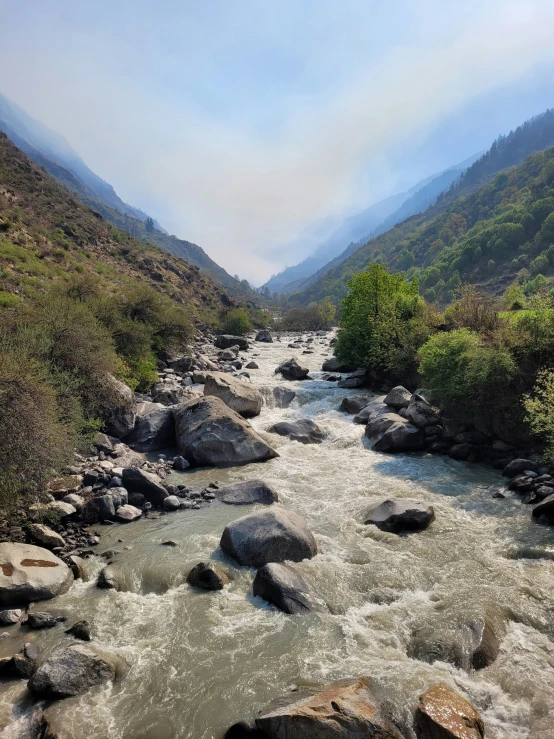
[[295, 109, 554, 305]]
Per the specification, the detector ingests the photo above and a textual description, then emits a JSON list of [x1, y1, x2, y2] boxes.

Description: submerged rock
[[28, 643, 116, 699], [173, 396, 278, 467], [65, 620, 92, 641], [268, 419, 324, 445], [25, 612, 67, 629], [364, 499, 435, 534], [187, 562, 231, 590], [414, 683, 485, 739], [272, 387, 296, 408], [256, 677, 402, 738], [0, 543, 73, 606], [217, 480, 278, 505], [220, 508, 317, 567], [253, 563, 312, 614], [204, 372, 263, 418]]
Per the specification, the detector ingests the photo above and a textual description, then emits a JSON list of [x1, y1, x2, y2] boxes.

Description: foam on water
[[1, 334, 554, 738]]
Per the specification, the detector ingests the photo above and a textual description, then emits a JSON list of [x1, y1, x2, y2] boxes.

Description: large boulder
[[28, 643, 116, 699], [27, 524, 65, 550], [204, 372, 263, 418], [255, 330, 273, 343], [220, 508, 317, 567], [0, 543, 73, 606], [268, 419, 324, 445], [364, 499, 435, 533], [151, 382, 189, 406], [321, 357, 352, 373], [187, 562, 231, 590], [255, 678, 403, 738], [100, 375, 137, 438], [253, 563, 312, 614], [502, 458, 538, 478], [272, 387, 296, 408], [215, 335, 249, 350], [275, 358, 310, 381], [81, 495, 116, 524], [532, 493, 554, 523], [405, 395, 440, 429], [124, 402, 175, 452], [365, 413, 425, 452], [173, 396, 278, 467], [383, 386, 412, 410], [122, 467, 169, 505], [354, 396, 388, 425], [340, 394, 371, 414], [414, 683, 485, 739], [338, 369, 366, 389], [218, 480, 278, 505]]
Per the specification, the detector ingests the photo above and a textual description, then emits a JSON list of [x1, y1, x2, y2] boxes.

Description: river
[[1, 333, 554, 738]]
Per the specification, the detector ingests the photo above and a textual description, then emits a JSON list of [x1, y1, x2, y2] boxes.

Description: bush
[[276, 298, 335, 331], [524, 369, 554, 459], [220, 308, 252, 335]]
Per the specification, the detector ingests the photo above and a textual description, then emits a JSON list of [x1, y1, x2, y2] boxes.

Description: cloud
[[2, 0, 554, 283]]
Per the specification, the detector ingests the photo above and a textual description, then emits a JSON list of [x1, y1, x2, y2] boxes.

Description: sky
[[1, 0, 554, 284]]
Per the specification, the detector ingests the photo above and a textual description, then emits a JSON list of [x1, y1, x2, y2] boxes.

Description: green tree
[[220, 308, 252, 335], [524, 369, 554, 459]]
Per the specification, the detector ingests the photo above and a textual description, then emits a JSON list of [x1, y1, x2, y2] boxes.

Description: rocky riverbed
[[0, 331, 553, 738]]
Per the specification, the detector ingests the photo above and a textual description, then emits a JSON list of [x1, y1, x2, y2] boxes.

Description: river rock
[[340, 394, 371, 414], [502, 458, 538, 478], [0, 543, 73, 606], [218, 480, 278, 505], [337, 371, 366, 389], [532, 493, 554, 523], [321, 357, 352, 372], [225, 722, 267, 738], [268, 419, 324, 444], [151, 382, 188, 406], [246, 361, 259, 369], [115, 504, 142, 523], [63, 493, 84, 512], [275, 358, 310, 381], [405, 395, 440, 428], [173, 396, 278, 467], [364, 499, 435, 533], [168, 355, 196, 373], [187, 562, 231, 590], [124, 402, 175, 452], [13, 642, 40, 679], [365, 413, 425, 452], [204, 372, 263, 418], [220, 508, 317, 567], [0, 608, 23, 625], [256, 677, 402, 738], [384, 386, 412, 410], [253, 563, 312, 614], [272, 387, 296, 408], [27, 524, 66, 550], [100, 375, 137, 438], [81, 495, 116, 524], [28, 643, 116, 699], [47, 501, 76, 518], [414, 683, 485, 739], [163, 495, 181, 511], [65, 620, 92, 641], [353, 396, 388, 424], [26, 612, 67, 629], [122, 467, 169, 505], [215, 335, 249, 350], [97, 566, 118, 590], [255, 330, 273, 343]]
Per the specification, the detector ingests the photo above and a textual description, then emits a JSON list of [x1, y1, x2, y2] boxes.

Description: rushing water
[[1, 334, 554, 738]]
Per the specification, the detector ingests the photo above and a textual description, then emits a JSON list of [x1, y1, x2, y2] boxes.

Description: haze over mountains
[[0, 92, 256, 300], [263, 153, 481, 294]]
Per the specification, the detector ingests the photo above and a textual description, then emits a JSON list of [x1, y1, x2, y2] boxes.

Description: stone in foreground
[[218, 480, 278, 505], [364, 499, 435, 533], [0, 543, 73, 606], [187, 562, 231, 590], [28, 643, 116, 699], [268, 419, 324, 445], [204, 372, 263, 418], [174, 396, 278, 467], [253, 563, 312, 614], [220, 508, 317, 568], [414, 683, 485, 739], [256, 677, 402, 738]]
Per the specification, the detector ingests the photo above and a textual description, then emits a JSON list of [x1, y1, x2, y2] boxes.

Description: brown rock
[[414, 683, 485, 739]]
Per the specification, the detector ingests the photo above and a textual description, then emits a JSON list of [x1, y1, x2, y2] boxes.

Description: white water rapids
[[1, 334, 554, 738]]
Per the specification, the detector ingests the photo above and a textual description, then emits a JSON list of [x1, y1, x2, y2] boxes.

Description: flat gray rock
[[204, 372, 263, 418], [28, 643, 116, 699], [364, 499, 435, 533], [218, 480, 278, 505], [268, 419, 324, 445]]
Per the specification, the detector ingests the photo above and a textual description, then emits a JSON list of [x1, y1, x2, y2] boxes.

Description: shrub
[[276, 298, 336, 331], [220, 308, 252, 335], [524, 369, 554, 459]]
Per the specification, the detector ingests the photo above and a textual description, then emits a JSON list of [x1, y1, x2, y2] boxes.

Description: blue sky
[[2, 0, 554, 283]]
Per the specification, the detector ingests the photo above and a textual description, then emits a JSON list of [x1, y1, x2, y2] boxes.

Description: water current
[[1, 334, 553, 738]]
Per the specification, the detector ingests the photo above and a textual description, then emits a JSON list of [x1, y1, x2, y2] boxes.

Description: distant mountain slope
[[0, 92, 258, 301], [294, 108, 554, 305], [264, 154, 479, 295], [0, 132, 236, 320]]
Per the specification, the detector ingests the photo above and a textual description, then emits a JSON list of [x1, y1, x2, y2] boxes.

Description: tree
[[220, 308, 252, 335], [145, 217, 154, 233], [524, 369, 554, 459]]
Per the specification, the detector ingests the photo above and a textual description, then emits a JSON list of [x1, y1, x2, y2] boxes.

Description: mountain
[[263, 154, 480, 295], [0, 92, 258, 301], [0, 132, 236, 319], [294, 108, 554, 305]]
